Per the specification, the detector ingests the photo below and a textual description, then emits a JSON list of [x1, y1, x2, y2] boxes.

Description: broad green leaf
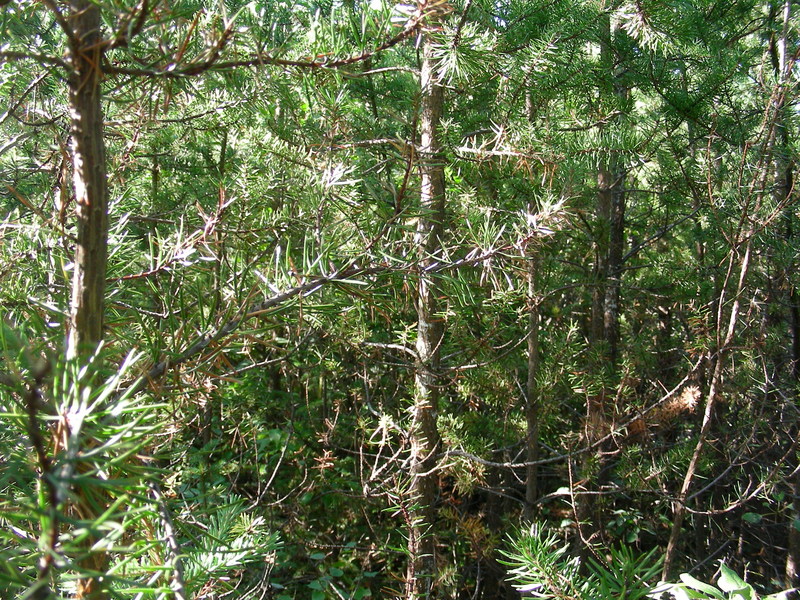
[[717, 564, 747, 593], [668, 583, 707, 600], [741, 513, 761, 524], [680, 573, 725, 599]]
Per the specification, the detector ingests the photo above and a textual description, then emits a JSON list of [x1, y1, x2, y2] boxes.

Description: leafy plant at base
[[653, 563, 795, 600]]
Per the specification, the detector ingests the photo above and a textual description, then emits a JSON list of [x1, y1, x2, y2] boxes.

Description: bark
[[66, 1, 109, 360], [594, 165, 625, 362], [603, 166, 625, 364], [406, 28, 445, 600], [590, 12, 626, 357], [596, 9, 627, 364], [589, 171, 608, 347], [64, 2, 111, 597]]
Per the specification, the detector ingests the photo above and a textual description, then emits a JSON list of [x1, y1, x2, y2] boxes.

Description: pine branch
[[118, 264, 388, 399], [439, 357, 705, 471], [103, 15, 425, 78], [0, 50, 71, 71]]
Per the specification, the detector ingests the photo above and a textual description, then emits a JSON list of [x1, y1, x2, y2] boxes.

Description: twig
[[108, 0, 151, 50], [40, 0, 79, 49]]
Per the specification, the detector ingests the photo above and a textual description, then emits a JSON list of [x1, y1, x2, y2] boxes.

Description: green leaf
[[741, 512, 761, 524], [717, 564, 747, 593], [310, 552, 326, 560], [309, 579, 325, 590], [312, 591, 325, 600], [679, 586, 715, 600], [679, 573, 725, 599]]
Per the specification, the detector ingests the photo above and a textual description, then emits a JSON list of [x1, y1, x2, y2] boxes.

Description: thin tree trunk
[[406, 27, 445, 600], [589, 170, 608, 347], [662, 241, 753, 580], [578, 9, 627, 551], [596, 5, 627, 365], [64, 3, 111, 598], [787, 466, 800, 588], [66, 1, 109, 360], [768, 0, 800, 586], [603, 165, 625, 364], [523, 83, 542, 520], [525, 252, 540, 519]]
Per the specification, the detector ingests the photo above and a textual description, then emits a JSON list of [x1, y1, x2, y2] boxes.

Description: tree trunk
[[768, 0, 800, 586], [594, 6, 627, 365], [578, 9, 627, 552], [603, 166, 625, 365], [524, 251, 540, 520], [65, 2, 111, 598], [662, 241, 753, 579], [523, 82, 542, 521], [406, 27, 445, 600], [66, 1, 109, 360]]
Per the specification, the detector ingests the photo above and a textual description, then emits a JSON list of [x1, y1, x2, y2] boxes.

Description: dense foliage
[[0, 0, 799, 598]]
